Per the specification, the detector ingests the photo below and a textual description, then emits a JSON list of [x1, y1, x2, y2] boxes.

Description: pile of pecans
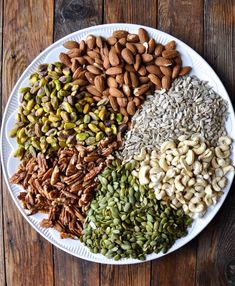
[[10, 137, 119, 238], [60, 28, 191, 116]]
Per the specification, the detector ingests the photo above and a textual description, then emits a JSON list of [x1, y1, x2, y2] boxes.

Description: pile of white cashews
[[132, 134, 234, 218]]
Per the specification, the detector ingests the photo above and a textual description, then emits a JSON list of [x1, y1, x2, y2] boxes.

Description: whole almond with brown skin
[[154, 44, 164, 56], [59, 53, 71, 67], [160, 66, 172, 77], [107, 76, 118, 88], [146, 65, 162, 77], [107, 36, 117, 46], [155, 57, 172, 67], [162, 49, 178, 59], [162, 76, 171, 90], [77, 70, 86, 79], [87, 65, 102, 75], [138, 66, 147, 76], [87, 50, 101, 60], [76, 56, 86, 65], [124, 71, 131, 86], [86, 35, 96, 49], [165, 40, 176, 50], [133, 96, 141, 107], [93, 96, 102, 102], [138, 28, 149, 42], [134, 83, 150, 96], [75, 79, 89, 86], [109, 96, 119, 111], [172, 65, 181, 79], [142, 53, 154, 63], [134, 43, 146, 54], [127, 101, 136, 115], [174, 56, 182, 66], [114, 42, 122, 55], [71, 58, 79, 73], [109, 87, 125, 98], [103, 55, 110, 69], [106, 66, 122, 75], [117, 97, 128, 107], [134, 54, 142, 71], [116, 74, 124, 85], [67, 48, 82, 58], [148, 38, 156, 54], [84, 55, 95, 65], [112, 30, 129, 39], [130, 71, 139, 88], [79, 40, 86, 53], [102, 88, 110, 98], [95, 58, 103, 65], [63, 40, 79, 49], [119, 37, 127, 45], [125, 64, 135, 72], [86, 85, 102, 97], [120, 107, 128, 116], [126, 43, 137, 55], [122, 84, 132, 97], [85, 72, 95, 84], [121, 48, 135, 64], [100, 46, 109, 58], [96, 36, 103, 48], [139, 76, 150, 84], [148, 74, 161, 88], [109, 47, 120, 66], [94, 75, 106, 92], [72, 67, 83, 80], [127, 34, 139, 43], [179, 66, 191, 76]]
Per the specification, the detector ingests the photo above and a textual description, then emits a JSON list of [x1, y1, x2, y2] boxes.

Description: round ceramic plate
[[1, 23, 235, 265]]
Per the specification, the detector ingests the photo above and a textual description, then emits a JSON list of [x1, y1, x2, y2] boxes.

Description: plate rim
[[1, 23, 235, 265]]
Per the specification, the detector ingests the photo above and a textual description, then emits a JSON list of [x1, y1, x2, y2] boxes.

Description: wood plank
[[151, 1, 204, 285], [53, 1, 103, 285], [0, 0, 6, 284], [196, 1, 235, 285], [101, 1, 157, 284], [2, 1, 54, 285]]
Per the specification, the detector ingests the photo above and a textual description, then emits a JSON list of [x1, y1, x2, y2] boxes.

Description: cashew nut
[[139, 165, 150, 185], [160, 140, 176, 153], [223, 165, 234, 175], [218, 136, 232, 146], [215, 147, 230, 159], [134, 147, 147, 161], [175, 175, 185, 192], [193, 142, 207, 155], [188, 200, 205, 213], [159, 157, 169, 172], [185, 150, 195, 165]]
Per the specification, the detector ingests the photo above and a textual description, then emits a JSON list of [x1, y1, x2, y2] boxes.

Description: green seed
[[64, 122, 76, 129]]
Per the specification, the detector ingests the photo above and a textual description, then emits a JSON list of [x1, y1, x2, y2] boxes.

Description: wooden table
[[0, 1, 234, 285]]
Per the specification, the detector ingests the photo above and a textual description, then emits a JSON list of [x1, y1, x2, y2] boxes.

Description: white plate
[[1, 23, 235, 265]]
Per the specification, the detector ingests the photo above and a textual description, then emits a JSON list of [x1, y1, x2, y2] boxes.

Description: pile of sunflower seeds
[[118, 76, 228, 160]]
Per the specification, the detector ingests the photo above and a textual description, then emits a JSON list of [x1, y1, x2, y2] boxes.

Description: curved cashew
[[217, 158, 230, 167], [188, 200, 205, 213], [193, 161, 202, 175], [212, 177, 222, 192], [165, 168, 177, 179], [175, 175, 185, 192], [215, 147, 230, 159], [219, 144, 230, 151], [160, 140, 176, 153], [172, 156, 180, 166], [166, 154, 174, 163], [193, 142, 207, 155], [180, 157, 193, 176], [183, 138, 200, 147], [211, 157, 220, 168], [218, 136, 232, 146], [159, 157, 169, 172], [218, 176, 227, 189], [134, 147, 147, 161], [178, 145, 189, 155], [204, 194, 213, 206], [215, 168, 223, 177], [185, 150, 195, 165], [149, 165, 161, 175], [176, 193, 186, 204], [205, 185, 213, 195], [194, 190, 205, 197], [182, 204, 190, 215], [184, 188, 194, 200], [150, 172, 165, 184], [181, 175, 190, 186], [139, 165, 150, 185], [223, 165, 234, 175], [172, 149, 179, 156], [188, 178, 196, 187], [196, 177, 207, 187], [171, 198, 182, 208], [150, 160, 159, 167], [155, 190, 166, 200], [199, 149, 214, 162], [178, 135, 190, 142]]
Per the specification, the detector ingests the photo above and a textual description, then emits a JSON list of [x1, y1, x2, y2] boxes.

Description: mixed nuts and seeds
[[9, 28, 234, 260]]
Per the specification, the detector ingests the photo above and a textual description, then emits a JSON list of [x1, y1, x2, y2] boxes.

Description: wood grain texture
[[0, 0, 6, 284], [196, 1, 235, 285], [2, 1, 54, 285], [53, 1, 103, 285], [151, 1, 204, 285], [104, 0, 157, 27]]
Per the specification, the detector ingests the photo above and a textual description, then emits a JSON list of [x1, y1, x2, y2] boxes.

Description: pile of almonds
[[59, 28, 191, 117]]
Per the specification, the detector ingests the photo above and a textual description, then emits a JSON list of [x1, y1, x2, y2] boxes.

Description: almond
[[174, 56, 182, 66], [124, 71, 131, 86], [139, 76, 150, 84], [146, 65, 162, 77], [76, 56, 86, 65], [87, 50, 101, 60], [84, 55, 95, 65], [93, 96, 102, 102], [103, 55, 110, 69], [134, 54, 142, 71], [79, 40, 86, 53], [112, 30, 129, 39], [155, 57, 172, 67], [76, 70, 86, 79], [86, 85, 102, 97], [133, 96, 141, 107], [109, 47, 120, 66], [119, 107, 128, 116], [59, 53, 71, 67], [86, 35, 96, 49], [109, 87, 125, 97], [121, 48, 135, 64], [154, 44, 164, 56], [94, 75, 106, 92], [107, 76, 118, 88], [127, 34, 139, 43], [162, 49, 178, 59], [130, 71, 139, 88], [148, 38, 156, 54], [67, 48, 82, 58], [119, 37, 127, 45], [85, 72, 95, 84], [122, 84, 132, 97], [95, 58, 103, 66], [116, 74, 124, 85], [179, 66, 192, 76], [134, 83, 150, 96], [106, 66, 123, 75], [96, 36, 103, 48], [138, 28, 149, 42], [162, 76, 171, 90], [72, 67, 83, 80], [125, 64, 135, 72], [63, 40, 79, 49], [87, 65, 102, 75], [134, 43, 146, 54], [127, 101, 136, 115], [71, 58, 79, 73], [117, 97, 128, 107], [165, 40, 176, 50], [102, 88, 110, 98], [74, 79, 89, 86], [126, 43, 138, 55], [138, 66, 147, 76], [148, 74, 161, 88], [107, 36, 117, 46], [109, 96, 119, 111], [142, 54, 154, 63], [172, 65, 181, 79], [160, 66, 172, 77], [100, 46, 109, 58], [114, 42, 122, 55]]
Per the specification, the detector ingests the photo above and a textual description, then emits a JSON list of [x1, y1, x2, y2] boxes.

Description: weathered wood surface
[[0, 0, 234, 285]]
